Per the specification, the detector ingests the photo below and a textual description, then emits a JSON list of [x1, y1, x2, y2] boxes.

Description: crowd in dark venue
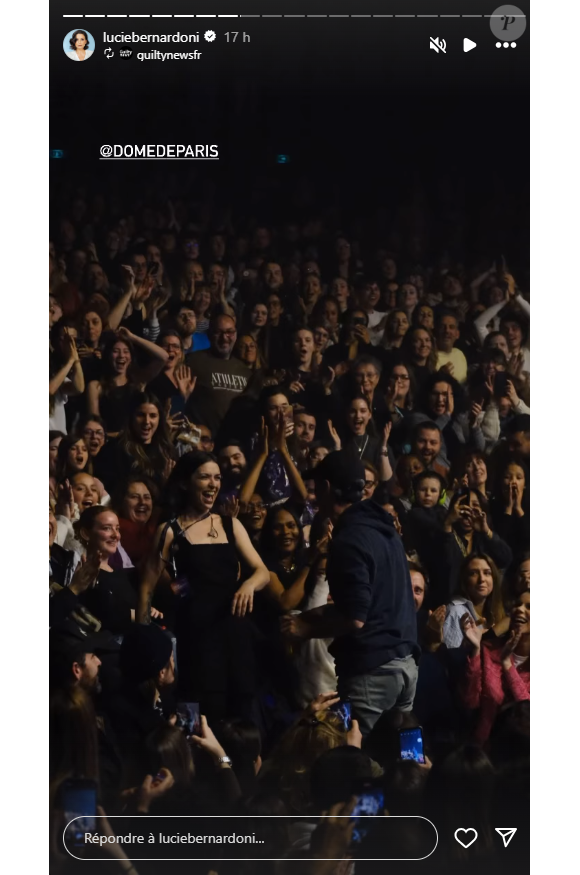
[[49, 170, 530, 875]]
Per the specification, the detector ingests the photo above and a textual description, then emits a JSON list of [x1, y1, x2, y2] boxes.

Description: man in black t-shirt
[[281, 451, 419, 736], [185, 313, 256, 435]]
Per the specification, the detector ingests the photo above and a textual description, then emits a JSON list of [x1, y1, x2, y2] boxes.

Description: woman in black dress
[[138, 452, 269, 721]]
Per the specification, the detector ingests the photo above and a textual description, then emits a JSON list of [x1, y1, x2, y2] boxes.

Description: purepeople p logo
[[489, 6, 527, 42]]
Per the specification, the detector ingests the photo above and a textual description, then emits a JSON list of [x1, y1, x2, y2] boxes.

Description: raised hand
[[288, 380, 305, 395], [506, 379, 520, 408], [471, 505, 491, 535], [382, 421, 392, 449], [116, 326, 133, 342], [271, 410, 290, 452], [259, 416, 269, 457], [190, 715, 227, 761], [56, 478, 75, 520], [425, 605, 447, 647], [63, 328, 80, 364], [70, 549, 103, 595], [501, 628, 523, 669], [353, 324, 371, 345], [162, 457, 176, 483], [460, 612, 483, 653], [438, 362, 455, 377], [322, 366, 336, 393], [175, 365, 196, 401], [305, 691, 340, 716], [135, 768, 175, 813], [469, 401, 483, 427], [507, 351, 525, 379], [327, 419, 341, 451], [221, 496, 240, 519]]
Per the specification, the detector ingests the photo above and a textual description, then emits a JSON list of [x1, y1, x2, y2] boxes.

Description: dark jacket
[[326, 500, 419, 676]]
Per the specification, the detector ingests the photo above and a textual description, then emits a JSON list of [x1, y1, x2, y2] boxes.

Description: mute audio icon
[[429, 37, 447, 54]]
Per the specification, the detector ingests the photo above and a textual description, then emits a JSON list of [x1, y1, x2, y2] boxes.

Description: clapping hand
[[424, 605, 447, 648], [501, 627, 523, 669], [460, 612, 483, 653], [258, 416, 269, 457], [56, 478, 75, 520], [70, 549, 103, 595]]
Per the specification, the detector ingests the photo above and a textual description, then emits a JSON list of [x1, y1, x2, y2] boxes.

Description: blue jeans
[[338, 654, 418, 737]]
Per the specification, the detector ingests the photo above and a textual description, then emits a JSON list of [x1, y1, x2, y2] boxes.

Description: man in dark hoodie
[[281, 451, 419, 736]]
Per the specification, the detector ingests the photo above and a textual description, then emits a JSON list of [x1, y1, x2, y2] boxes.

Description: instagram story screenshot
[[44, 2, 537, 874]]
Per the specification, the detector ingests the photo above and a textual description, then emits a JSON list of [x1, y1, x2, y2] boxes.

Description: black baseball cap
[[50, 617, 118, 660], [313, 450, 365, 503]]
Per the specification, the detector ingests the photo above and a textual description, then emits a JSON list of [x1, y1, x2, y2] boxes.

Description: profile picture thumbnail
[[63, 29, 95, 62]]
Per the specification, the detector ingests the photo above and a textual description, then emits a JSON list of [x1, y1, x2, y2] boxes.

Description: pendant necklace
[[181, 511, 219, 539], [356, 434, 369, 459]]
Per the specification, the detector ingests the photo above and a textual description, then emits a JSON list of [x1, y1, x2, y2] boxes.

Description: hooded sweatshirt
[[326, 500, 419, 676]]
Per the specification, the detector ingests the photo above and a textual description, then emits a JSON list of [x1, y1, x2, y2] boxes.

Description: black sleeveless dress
[[166, 515, 257, 720]]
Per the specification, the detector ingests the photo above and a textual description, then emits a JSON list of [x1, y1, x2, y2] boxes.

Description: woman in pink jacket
[[459, 592, 530, 743]]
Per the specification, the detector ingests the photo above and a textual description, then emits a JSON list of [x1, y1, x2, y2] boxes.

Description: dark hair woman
[[340, 393, 394, 486], [93, 392, 176, 494], [432, 553, 506, 651], [490, 456, 530, 555], [240, 299, 270, 366], [459, 591, 530, 743], [381, 308, 410, 351], [66, 30, 93, 61], [55, 433, 90, 483], [138, 451, 269, 720], [86, 327, 169, 435], [439, 488, 513, 599], [260, 505, 312, 612]]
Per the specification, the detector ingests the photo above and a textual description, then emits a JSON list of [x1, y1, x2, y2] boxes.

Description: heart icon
[[454, 828, 478, 849]]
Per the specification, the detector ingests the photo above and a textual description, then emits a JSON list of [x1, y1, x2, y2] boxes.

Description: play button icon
[[464, 38, 477, 52]]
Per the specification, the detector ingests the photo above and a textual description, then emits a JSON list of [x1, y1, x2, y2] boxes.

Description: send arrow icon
[[464, 38, 477, 52], [495, 828, 517, 848]]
